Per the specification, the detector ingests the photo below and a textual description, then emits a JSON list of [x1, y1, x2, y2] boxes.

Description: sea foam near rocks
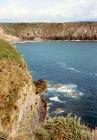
[[49, 96, 63, 102], [47, 83, 83, 98]]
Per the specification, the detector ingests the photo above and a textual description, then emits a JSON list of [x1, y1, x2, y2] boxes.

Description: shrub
[[35, 115, 91, 140]]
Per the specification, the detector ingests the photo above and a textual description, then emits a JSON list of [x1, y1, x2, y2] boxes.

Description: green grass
[[0, 39, 23, 64]]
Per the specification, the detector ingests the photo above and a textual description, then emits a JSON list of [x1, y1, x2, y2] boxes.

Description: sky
[[0, 0, 97, 22]]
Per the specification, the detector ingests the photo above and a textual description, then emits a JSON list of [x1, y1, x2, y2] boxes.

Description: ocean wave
[[57, 61, 67, 68], [68, 67, 80, 73], [88, 73, 97, 77], [49, 96, 62, 102], [47, 83, 83, 98], [95, 74, 97, 76], [58, 61, 81, 73]]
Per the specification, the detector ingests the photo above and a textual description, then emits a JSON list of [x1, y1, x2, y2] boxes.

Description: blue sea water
[[16, 41, 97, 128]]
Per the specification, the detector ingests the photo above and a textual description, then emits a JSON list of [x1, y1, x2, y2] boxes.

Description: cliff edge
[[1, 22, 97, 41], [0, 39, 47, 140]]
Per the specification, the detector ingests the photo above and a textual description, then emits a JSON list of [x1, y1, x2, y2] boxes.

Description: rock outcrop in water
[[34, 80, 47, 94], [1, 22, 97, 41]]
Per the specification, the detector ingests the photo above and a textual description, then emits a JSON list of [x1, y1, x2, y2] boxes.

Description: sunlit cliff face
[[0, 40, 47, 139]]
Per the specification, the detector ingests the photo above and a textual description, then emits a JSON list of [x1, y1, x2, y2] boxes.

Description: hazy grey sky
[[0, 0, 97, 22]]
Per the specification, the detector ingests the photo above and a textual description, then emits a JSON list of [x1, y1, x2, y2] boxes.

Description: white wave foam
[[47, 83, 83, 98], [49, 96, 62, 102], [79, 92, 84, 96], [68, 67, 80, 73], [48, 103, 52, 106], [58, 62, 80, 73], [58, 61, 67, 68], [89, 73, 97, 77]]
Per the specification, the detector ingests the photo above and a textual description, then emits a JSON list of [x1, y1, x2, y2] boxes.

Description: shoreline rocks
[[34, 79, 47, 94]]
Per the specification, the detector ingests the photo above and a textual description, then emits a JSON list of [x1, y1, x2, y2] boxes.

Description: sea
[[16, 41, 97, 128]]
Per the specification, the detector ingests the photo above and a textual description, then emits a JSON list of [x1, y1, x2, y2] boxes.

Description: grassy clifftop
[[0, 40, 36, 138], [0, 40, 47, 140], [0, 39, 23, 64]]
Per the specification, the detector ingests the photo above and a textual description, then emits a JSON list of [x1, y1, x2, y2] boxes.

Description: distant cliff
[[1, 22, 97, 41], [0, 26, 20, 42]]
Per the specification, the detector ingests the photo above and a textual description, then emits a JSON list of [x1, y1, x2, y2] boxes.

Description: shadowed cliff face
[[34, 80, 47, 94], [1, 22, 97, 40], [0, 40, 47, 140]]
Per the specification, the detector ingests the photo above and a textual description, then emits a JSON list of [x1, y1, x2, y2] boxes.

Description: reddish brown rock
[[34, 79, 47, 94]]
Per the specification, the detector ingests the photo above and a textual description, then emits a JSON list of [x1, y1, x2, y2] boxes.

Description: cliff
[[0, 27, 21, 42], [1, 22, 97, 41], [0, 39, 47, 140], [0, 39, 97, 140]]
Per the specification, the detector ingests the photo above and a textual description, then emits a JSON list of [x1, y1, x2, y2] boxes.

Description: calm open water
[[16, 41, 97, 128]]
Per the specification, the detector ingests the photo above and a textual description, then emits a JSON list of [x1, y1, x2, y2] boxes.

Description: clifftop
[[1, 22, 97, 41], [0, 40, 47, 140], [0, 39, 23, 64], [0, 27, 20, 42]]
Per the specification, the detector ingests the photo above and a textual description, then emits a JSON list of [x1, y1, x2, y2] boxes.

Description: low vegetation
[[0, 39, 34, 136], [35, 115, 91, 140], [15, 115, 97, 140], [0, 39, 23, 65], [0, 39, 97, 140]]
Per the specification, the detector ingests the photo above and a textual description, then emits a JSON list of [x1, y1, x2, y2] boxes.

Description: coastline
[[13, 39, 43, 44], [13, 39, 97, 44]]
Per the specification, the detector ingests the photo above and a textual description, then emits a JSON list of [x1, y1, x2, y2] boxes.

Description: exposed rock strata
[[0, 27, 21, 42], [1, 22, 97, 41]]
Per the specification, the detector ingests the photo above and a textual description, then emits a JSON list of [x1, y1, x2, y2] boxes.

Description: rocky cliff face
[[0, 26, 21, 42], [1, 22, 97, 41], [0, 40, 47, 140]]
